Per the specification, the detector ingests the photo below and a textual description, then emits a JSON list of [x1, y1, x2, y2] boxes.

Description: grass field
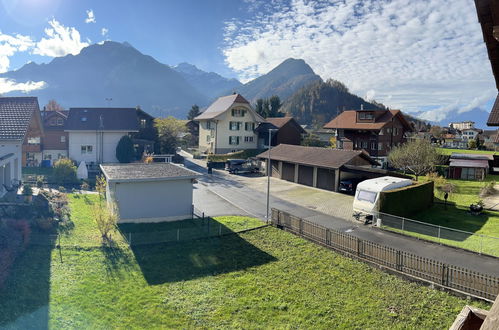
[[382, 174, 499, 256], [436, 148, 497, 156], [0, 194, 489, 329]]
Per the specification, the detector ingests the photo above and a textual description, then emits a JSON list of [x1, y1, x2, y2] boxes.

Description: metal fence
[[376, 212, 499, 257], [271, 208, 499, 301]]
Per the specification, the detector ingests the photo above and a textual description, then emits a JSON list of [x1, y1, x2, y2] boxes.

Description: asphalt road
[[185, 157, 499, 277]]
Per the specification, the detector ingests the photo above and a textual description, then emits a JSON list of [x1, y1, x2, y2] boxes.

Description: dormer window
[[81, 117, 87, 122], [57, 118, 63, 126], [231, 109, 245, 117], [358, 112, 374, 121]]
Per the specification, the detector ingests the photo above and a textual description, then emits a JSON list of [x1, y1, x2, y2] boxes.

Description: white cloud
[[101, 28, 108, 36], [0, 78, 46, 94], [33, 19, 89, 57], [85, 10, 96, 24], [0, 33, 34, 72], [365, 89, 376, 101], [223, 0, 496, 122]]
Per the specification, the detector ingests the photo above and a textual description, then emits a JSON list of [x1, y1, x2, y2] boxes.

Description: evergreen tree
[[187, 104, 200, 120], [116, 135, 135, 163]]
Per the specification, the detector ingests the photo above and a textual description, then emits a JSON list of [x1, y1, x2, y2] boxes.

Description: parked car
[[225, 158, 259, 174], [339, 178, 363, 194]]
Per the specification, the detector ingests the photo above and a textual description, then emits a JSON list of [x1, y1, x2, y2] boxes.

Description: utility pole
[[266, 128, 278, 223]]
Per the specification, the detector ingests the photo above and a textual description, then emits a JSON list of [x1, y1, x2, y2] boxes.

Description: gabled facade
[[194, 94, 265, 154], [255, 117, 306, 149], [323, 109, 413, 163], [0, 97, 41, 196], [41, 110, 69, 163], [22, 102, 44, 167], [131, 107, 156, 157], [65, 108, 139, 164]]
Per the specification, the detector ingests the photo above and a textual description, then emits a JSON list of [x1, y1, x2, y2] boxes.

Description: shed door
[[298, 165, 313, 186], [282, 162, 295, 182]]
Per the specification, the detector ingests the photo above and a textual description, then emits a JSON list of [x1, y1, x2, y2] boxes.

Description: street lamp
[[266, 128, 278, 223]]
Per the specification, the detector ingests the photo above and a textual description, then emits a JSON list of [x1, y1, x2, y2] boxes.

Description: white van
[[353, 176, 413, 216]]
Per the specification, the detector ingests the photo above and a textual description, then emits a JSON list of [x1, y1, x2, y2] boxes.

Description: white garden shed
[[100, 163, 200, 223]]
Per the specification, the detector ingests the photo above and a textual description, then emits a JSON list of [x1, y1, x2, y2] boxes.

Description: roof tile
[[0, 97, 39, 140]]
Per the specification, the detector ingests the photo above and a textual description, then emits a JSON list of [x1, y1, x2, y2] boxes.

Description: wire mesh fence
[[272, 208, 499, 301], [376, 212, 499, 257]]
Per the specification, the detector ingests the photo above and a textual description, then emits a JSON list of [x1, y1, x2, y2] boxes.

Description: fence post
[[396, 250, 402, 271], [480, 235, 483, 255], [357, 238, 362, 257], [219, 223, 222, 236], [438, 226, 441, 244], [441, 264, 447, 286], [191, 204, 194, 219], [326, 229, 330, 245], [299, 218, 303, 235], [177, 229, 180, 241], [202, 212, 205, 221], [401, 218, 405, 232]]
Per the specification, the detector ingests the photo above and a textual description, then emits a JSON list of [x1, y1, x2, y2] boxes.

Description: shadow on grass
[[99, 238, 135, 279], [0, 234, 56, 329], [404, 196, 492, 241], [121, 219, 276, 285]]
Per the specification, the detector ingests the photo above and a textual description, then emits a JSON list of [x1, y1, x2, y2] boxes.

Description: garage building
[[100, 163, 200, 223], [257, 144, 408, 192]]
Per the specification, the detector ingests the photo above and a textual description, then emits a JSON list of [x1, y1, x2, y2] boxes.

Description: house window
[[60, 136, 66, 143], [206, 121, 213, 129], [229, 121, 241, 130], [231, 109, 245, 117], [140, 119, 147, 129], [44, 154, 52, 160], [386, 128, 392, 134], [361, 141, 368, 149], [244, 136, 254, 142], [370, 142, 376, 150], [393, 127, 399, 135], [28, 136, 40, 145], [206, 135, 210, 142], [378, 142, 383, 150], [359, 112, 374, 120], [57, 118, 63, 126], [229, 136, 240, 145], [81, 145, 93, 154], [50, 119, 57, 126], [245, 122, 255, 131]]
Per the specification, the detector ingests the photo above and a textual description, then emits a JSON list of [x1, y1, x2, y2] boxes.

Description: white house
[[195, 93, 265, 154], [100, 163, 200, 223], [0, 97, 40, 197], [65, 108, 139, 164]]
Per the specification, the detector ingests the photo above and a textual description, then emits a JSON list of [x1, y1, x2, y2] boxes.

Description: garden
[[0, 193, 489, 329]]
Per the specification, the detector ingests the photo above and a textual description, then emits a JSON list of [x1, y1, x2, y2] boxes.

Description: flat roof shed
[[100, 163, 200, 223]]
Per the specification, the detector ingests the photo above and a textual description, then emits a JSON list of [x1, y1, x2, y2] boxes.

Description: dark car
[[225, 158, 259, 174], [339, 178, 364, 194]]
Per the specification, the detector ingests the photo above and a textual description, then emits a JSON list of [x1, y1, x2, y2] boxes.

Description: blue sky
[[0, 0, 497, 124]]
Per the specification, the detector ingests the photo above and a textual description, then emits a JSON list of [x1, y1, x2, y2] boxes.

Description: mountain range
[[0, 40, 489, 128]]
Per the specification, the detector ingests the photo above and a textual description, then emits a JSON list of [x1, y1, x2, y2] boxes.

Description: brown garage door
[[298, 165, 313, 186], [282, 162, 295, 182], [317, 168, 335, 191]]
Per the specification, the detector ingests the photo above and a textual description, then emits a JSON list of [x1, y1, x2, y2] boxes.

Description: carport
[[257, 144, 380, 192]]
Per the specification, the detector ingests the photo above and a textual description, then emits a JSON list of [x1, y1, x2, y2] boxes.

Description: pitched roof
[[100, 163, 200, 182], [65, 108, 139, 131], [0, 97, 40, 141], [256, 144, 378, 169], [450, 152, 494, 161], [194, 94, 253, 120], [266, 117, 307, 134], [323, 109, 412, 131], [449, 159, 489, 168]]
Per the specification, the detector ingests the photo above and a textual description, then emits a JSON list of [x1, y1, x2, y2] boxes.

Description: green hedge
[[379, 181, 434, 217]]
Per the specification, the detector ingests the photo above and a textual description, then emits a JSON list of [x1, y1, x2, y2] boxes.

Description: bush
[[379, 181, 434, 217], [80, 181, 90, 191], [36, 176, 44, 188], [53, 158, 78, 185], [22, 185, 33, 196], [116, 135, 135, 163]]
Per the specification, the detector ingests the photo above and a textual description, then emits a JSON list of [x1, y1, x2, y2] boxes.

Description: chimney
[[360, 104, 364, 111], [99, 114, 104, 129]]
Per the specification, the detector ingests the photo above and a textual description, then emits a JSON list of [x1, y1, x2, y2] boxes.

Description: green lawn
[[436, 148, 497, 156], [382, 175, 499, 256], [0, 194, 489, 329]]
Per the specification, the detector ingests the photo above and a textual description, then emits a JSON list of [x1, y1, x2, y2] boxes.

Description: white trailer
[[353, 176, 413, 217]]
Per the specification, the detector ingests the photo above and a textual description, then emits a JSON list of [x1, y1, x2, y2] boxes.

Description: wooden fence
[[271, 208, 499, 302]]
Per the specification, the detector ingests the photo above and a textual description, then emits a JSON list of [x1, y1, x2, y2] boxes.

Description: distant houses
[[41, 110, 69, 163]]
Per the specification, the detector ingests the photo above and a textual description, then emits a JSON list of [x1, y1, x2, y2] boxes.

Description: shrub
[[58, 186, 66, 193], [22, 185, 33, 196], [53, 158, 78, 185], [116, 135, 135, 163], [36, 176, 44, 188], [94, 201, 118, 240], [80, 181, 90, 191]]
